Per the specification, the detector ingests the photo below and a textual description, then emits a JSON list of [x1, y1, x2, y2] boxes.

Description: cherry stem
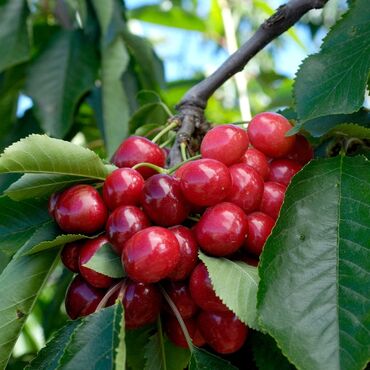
[[167, 154, 201, 174], [152, 120, 179, 144], [95, 280, 123, 312], [157, 316, 168, 370], [180, 142, 188, 161], [187, 215, 200, 222], [159, 138, 174, 148], [132, 162, 169, 174], [160, 286, 194, 353]]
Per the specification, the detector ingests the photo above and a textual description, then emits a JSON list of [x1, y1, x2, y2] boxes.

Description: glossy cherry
[[247, 112, 296, 158], [239, 147, 270, 180], [168, 225, 198, 281], [141, 174, 190, 226], [61, 241, 82, 273], [122, 226, 180, 283], [226, 163, 264, 214], [200, 124, 249, 166], [111, 136, 166, 179], [286, 134, 314, 164], [106, 205, 150, 254], [163, 281, 198, 319], [195, 202, 247, 256], [189, 263, 228, 312], [180, 159, 231, 206], [165, 316, 206, 348], [79, 235, 115, 288], [260, 181, 286, 220], [65, 275, 105, 320], [54, 185, 107, 234], [268, 159, 302, 186], [197, 310, 248, 354], [103, 168, 144, 210], [244, 212, 275, 256]]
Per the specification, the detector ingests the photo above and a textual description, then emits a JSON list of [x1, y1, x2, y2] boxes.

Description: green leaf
[[258, 156, 370, 370], [91, 0, 114, 36], [0, 249, 59, 370], [28, 303, 125, 370], [83, 242, 124, 278], [0, 0, 30, 72], [294, 0, 370, 122], [325, 123, 370, 140], [0, 196, 50, 257], [4, 173, 95, 201], [251, 332, 296, 370], [199, 251, 259, 329], [0, 134, 109, 180], [129, 5, 206, 32], [126, 325, 154, 370], [189, 348, 237, 370], [129, 103, 169, 133], [25, 30, 98, 138]]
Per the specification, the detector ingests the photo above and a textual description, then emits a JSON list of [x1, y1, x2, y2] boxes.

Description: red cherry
[[111, 136, 166, 179], [108, 280, 161, 329], [247, 112, 296, 158], [165, 316, 206, 348], [48, 192, 61, 217], [103, 168, 144, 210], [200, 124, 249, 166], [197, 310, 248, 354], [122, 226, 180, 283], [286, 134, 314, 164], [141, 174, 190, 227], [195, 202, 247, 256], [180, 159, 231, 206], [168, 225, 199, 281], [260, 182, 286, 220], [173, 161, 192, 180], [79, 236, 115, 288], [226, 164, 264, 214], [65, 275, 105, 319], [244, 212, 275, 256], [238, 148, 270, 180], [54, 185, 107, 234], [163, 281, 198, 319], [189, 263, 228, 312], [268, 159, 302, 186], [61, 241, 82, 273], [106, 205, 150, 255]]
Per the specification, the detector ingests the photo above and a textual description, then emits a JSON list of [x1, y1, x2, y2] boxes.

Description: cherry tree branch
[[168, 0, 329, 166]]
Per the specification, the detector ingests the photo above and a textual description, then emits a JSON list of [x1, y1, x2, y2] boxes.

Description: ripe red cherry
[[248, 112, 296, 158], [286, 134, 314, 164], [48, 191, 61, 217], [180, 159, 231, 206], [111, 136, 166, 179], [195, 202, 247, 256], [268, 159, 302, 186], [61, 241, 82, 272], [122, 226, 180, 283], [173, 161, 192, 180], [168, 226, 198, 281], [189, 263, 228, 312], [54, 185, 107, 234], [109, 280, 161, 329], [65, 275, 105, 320], [197, 310, 248, 354], [163, 281, 198, 319], [141, 174, 190, 227], [239, 147, 270, 180], [244, 212, 275, 256], [106, 205, 150, 254], [79, 236, 115, 288], [200, 124, 249, 166], [226, 164, 264, 214], [165, 316, 206, 348], [260, 181, 286, 220], [103, 168, 144, 210]]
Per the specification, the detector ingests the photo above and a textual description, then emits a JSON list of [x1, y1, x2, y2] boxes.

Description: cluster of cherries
[[48, 112, 313, 355]]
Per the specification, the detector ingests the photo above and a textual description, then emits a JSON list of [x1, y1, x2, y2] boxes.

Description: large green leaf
[[0, 0, 30, 72], [0, 249, 59, 370], [188, 348, 237, 370], [25, 30, 98, 138], [0, 134, 109, 180], [0, 196, 50, 257], [199, 251, 259, 329], [294, 0, 370, 122], [258, 156, 370, 370], [27, 303, 125, 370]]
